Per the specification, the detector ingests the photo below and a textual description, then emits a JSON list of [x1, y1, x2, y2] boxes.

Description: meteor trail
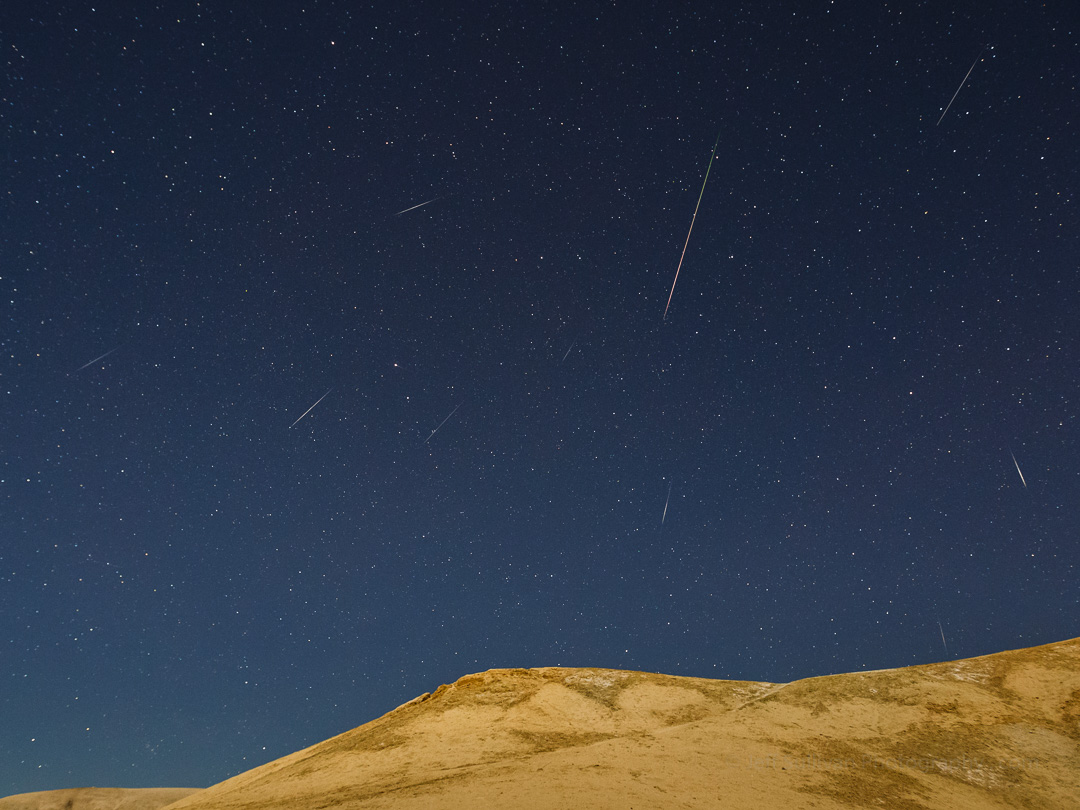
[[936, 49, 983, 126], [663, 131, 721, 320], [74, 345, 121, 372], [938, 620, 948, 654], [395, 198, 436, 216], [560, 340, 576, 364], [425, 402, 462, 443], [1010, 450, 1027, 488], [289, 389, 332, 428], [661, 481, 672, 525]]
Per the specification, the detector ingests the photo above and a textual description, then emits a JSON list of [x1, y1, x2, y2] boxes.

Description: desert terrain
[[5, 637, 1078, 809], [0, 788, 199, 810]]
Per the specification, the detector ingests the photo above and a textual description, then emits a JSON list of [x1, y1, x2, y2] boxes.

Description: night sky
[[3, 0, 1078, 795]]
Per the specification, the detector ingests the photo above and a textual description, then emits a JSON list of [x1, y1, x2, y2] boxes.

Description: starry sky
[[2, 0, 1077, 796]]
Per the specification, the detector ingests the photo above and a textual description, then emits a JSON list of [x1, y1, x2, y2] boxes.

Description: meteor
[[936, 49, 984, 126], [1010, 450, 1027, 488], [560, 340, 576, 364], [664, 131, 721, 320], [661, 481, 672, 525], [938, 620, 948, 654], [289, 389, 333, 428], [74, 345, 122, 372], [394, 198, 436, 216], [425, 402, 462, 443]]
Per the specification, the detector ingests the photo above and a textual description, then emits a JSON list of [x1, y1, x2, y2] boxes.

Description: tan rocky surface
[[158, 637, 1079, 809], [0, 788, 200, 810]]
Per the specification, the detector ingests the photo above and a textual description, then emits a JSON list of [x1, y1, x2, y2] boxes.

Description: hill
[[160, 637, 1079, 809], [0, 788, 199, 810]]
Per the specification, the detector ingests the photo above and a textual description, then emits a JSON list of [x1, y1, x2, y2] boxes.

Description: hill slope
[[0, 788, 199, 810], [162, 637, 1080, 809]]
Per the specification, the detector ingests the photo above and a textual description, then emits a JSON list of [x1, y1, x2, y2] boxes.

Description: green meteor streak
[[663, 131, 721, 321]]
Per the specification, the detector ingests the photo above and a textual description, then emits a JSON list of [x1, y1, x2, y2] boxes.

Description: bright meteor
[[289, 389, 333, 429], [1010, 450, 1027, 488], [663, 131, 721, 320]]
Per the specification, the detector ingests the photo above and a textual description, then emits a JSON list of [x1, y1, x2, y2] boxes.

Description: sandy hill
[[153, 637, 1079, 809], [0, 788, 199, 810]]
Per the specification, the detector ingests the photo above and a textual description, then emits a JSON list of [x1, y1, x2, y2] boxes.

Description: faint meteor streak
[[289, 388, 332, 428], [560, 340, 576, 364], [1010, 450, 1027, 488], [936, 49, 983, 126], [425, 402, 462, 443], [394, 198, 436, 216], [74, 345, 121, 372], [661, 481, 672, 525], [938, 620, 948, 654], [663, 131, 721, 320]]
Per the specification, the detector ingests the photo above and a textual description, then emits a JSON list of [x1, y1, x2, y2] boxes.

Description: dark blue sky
[[2, 0, 1077, 795]]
